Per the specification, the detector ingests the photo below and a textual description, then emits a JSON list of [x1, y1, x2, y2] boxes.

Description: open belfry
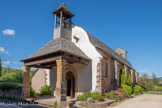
[[21, 3, 138, 102]]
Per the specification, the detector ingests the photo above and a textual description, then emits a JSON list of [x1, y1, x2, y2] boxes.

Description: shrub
[[127, 74, 132, 86], [78, 92, 91, 101], [104, 93, 109, 99], [108, 88, 128, 100], [0, 82, 22, 91], [77, 92, 104, 101], [40, 85, 52, 96], [90, 92, 102, 100], [30, 87, 36, 97], [133, 85, 143, 94], [121, 84, 132, 95], [109, 91, 118, 99], [154, 85, 162, 92], [54, 101, 58, 108], [120, 69, 126, 86]]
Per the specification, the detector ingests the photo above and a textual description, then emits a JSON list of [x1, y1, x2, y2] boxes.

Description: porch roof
[[22, 38, 89, 61], [21, 38, 90, 69]]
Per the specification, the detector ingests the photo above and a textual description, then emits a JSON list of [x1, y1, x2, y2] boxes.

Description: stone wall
[[54, 27, 72, 41], [98, 57, 118, 95], [31, 69, 46, 93], [0, 87, 23, 99]]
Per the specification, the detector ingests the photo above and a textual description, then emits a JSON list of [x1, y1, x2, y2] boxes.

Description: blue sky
[[0, 0, 162, 77]]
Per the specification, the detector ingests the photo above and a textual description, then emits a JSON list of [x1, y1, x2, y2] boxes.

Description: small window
[[74, 36, 79, 43], [120, 54, 124, 57]]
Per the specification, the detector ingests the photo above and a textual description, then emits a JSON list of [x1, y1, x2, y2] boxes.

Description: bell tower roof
[[52, 3, 74, 19]]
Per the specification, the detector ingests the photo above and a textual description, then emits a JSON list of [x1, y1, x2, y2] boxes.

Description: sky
[[0, 0, 162, 77]]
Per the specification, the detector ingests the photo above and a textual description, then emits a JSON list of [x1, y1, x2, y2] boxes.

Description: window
[[73, 36, 79, 43]]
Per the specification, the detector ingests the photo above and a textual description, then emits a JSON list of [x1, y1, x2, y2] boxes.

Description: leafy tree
[[7, 66, 10, 73], [138, 74, 154, 91], [0, 68, 23, 82], [152, 73, 159, 85], [0, 57, 2, 77]]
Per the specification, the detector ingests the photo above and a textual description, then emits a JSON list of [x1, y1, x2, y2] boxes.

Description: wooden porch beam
[[62, 55, 88, 65], [24, 56, 62, 66]]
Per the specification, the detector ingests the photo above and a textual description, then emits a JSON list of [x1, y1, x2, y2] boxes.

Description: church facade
[[21, 3, 138, 101]]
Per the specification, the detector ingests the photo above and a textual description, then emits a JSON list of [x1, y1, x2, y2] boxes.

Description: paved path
[[112, 94, 162, 108], [0, 98, 47, 108]]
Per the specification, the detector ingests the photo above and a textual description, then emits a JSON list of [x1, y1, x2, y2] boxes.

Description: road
[[0, 98, 47, 108], [112, 94, 162, 108]]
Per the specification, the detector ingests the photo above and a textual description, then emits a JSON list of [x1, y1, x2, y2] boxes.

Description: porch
[[21, 51, 89, 101]]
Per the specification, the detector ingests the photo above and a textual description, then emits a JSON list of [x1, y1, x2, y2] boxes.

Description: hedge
[[127, 74, 132, 86], [0, 82, 22, 91], [120, 69, 126, 85]]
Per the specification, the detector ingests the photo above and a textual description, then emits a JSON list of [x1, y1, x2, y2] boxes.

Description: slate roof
[[86, 32, 132, 68], [24, 38, 89, 60], [52, 3, 74, 19]]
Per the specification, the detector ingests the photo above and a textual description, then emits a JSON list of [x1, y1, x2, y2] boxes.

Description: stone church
[[21, 3, 138, 101]]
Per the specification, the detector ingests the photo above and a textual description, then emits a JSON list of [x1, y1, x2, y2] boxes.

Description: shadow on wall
[[72, 61, 92, 93]]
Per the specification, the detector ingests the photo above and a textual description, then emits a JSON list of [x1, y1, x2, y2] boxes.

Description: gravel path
[[112, 94, 162, 108]]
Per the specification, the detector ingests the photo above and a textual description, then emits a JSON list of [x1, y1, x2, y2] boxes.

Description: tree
[[152, 73, 159, 85], [0, 57, 2, 77], [127, 74, 132, 86], [138, 74, 154, 91], [7, 66, 10, 73]]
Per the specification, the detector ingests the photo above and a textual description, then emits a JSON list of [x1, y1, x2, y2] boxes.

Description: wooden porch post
[[55, 60, 67, 101], [23, 66, 30, 98]]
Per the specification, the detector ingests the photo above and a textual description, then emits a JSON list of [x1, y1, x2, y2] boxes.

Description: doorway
[[66, 71, 75, 98]]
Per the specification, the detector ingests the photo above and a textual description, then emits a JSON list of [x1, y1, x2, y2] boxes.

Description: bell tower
[[52, 3, 74, 40], [115, 48, 127, 59]]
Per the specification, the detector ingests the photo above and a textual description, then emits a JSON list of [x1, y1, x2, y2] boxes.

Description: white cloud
[[13, 62, 21, 65], [2, 61, 10, 65], [0, 47, 5, 52], [3, 29, 15, 36], [138, 70, 150, 73], [0, 47, 9, 55], [16, 67, 22, 70], [31, 67, 36, 71], [2, 65, 6, 67]]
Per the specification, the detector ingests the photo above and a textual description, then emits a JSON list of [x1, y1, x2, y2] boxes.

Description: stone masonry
[[55, 60, 67, 101]]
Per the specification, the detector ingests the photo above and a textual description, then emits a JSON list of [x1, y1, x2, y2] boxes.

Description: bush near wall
[[127, 74, 132, 86], [40, 85, 52, 96], [108, 88, 128, 100], [121, 85, 132, 95], [120, 69, 132, 95], [120, 69, 126, 85], [30, 86, 36, 97], [78, 92, 104, 101], [133, 85, 143, 94]]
